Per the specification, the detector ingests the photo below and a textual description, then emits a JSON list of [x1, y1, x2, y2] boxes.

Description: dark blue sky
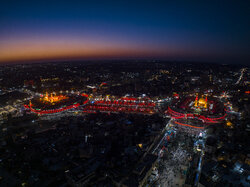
[[0, 0, 249, 63]]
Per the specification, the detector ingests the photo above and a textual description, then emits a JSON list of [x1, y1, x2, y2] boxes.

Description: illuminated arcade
[[167, 93, 227, 130], [24, 94, 157, 115], [24, 92, 88, 114], [24, 91, 226, 126], [83, 96, 157, 114]]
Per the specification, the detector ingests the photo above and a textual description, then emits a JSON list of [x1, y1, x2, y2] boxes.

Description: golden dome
[[194, 94, 208, 108], [198, 98, 206, 105]]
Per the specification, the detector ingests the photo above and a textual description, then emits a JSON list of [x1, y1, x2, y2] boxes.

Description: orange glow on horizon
[[0, 38, 173, 63]]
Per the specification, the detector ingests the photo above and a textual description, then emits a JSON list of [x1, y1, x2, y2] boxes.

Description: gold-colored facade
[[42, 92, 68, 104], [194, 94, 208, 109]]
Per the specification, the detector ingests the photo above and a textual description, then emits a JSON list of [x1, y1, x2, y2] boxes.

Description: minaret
[[194, 94, 198, 107], [205, 96, 208, 108], [45, 92, 48, 101], [50, 93, 53, 103]]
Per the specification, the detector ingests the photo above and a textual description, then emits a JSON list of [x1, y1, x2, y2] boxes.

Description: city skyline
[[0, 1, 249, 185]]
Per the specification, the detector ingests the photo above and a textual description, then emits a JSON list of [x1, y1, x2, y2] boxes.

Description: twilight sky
[[0, 0, 250, 63]]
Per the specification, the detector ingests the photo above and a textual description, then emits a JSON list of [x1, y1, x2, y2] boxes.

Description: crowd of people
[[154, 131, 194, 187]]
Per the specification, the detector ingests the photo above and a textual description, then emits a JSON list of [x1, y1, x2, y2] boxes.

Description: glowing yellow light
[[226, 121, 233, 127], [22, 182, 27, 187], [194, 94, 208, 108], [42, 92, 68, 104], [218, 156, 225, 161]]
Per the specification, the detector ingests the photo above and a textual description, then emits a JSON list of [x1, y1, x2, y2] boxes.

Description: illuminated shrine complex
[[167, 93, 227, 129], [24, 92, 88, 114], [24, 92, 227, 130]]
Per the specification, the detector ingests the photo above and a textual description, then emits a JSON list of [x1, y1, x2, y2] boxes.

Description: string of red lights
[[24, 96, 89, 114], [174, 121, 205, 129], [24, 103, 81, 114], [167, 107, 227, 123], [24, 95, 156, 115], [83, 97, 156, 114]]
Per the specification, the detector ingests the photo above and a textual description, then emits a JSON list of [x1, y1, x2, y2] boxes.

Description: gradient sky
[[0, 0, 250, 63]]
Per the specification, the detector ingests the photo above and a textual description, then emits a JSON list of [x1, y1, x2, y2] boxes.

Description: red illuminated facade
[[24, 94, 157, 115], [24, 93, 89, 115], [167, 107, 227, 124], [83, 97, 157, 114], [167, 94, 227, 129]]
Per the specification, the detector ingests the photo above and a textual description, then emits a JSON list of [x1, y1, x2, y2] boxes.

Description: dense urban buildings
[[0, 61, 249, 186], [1, 0, 250, 186]]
